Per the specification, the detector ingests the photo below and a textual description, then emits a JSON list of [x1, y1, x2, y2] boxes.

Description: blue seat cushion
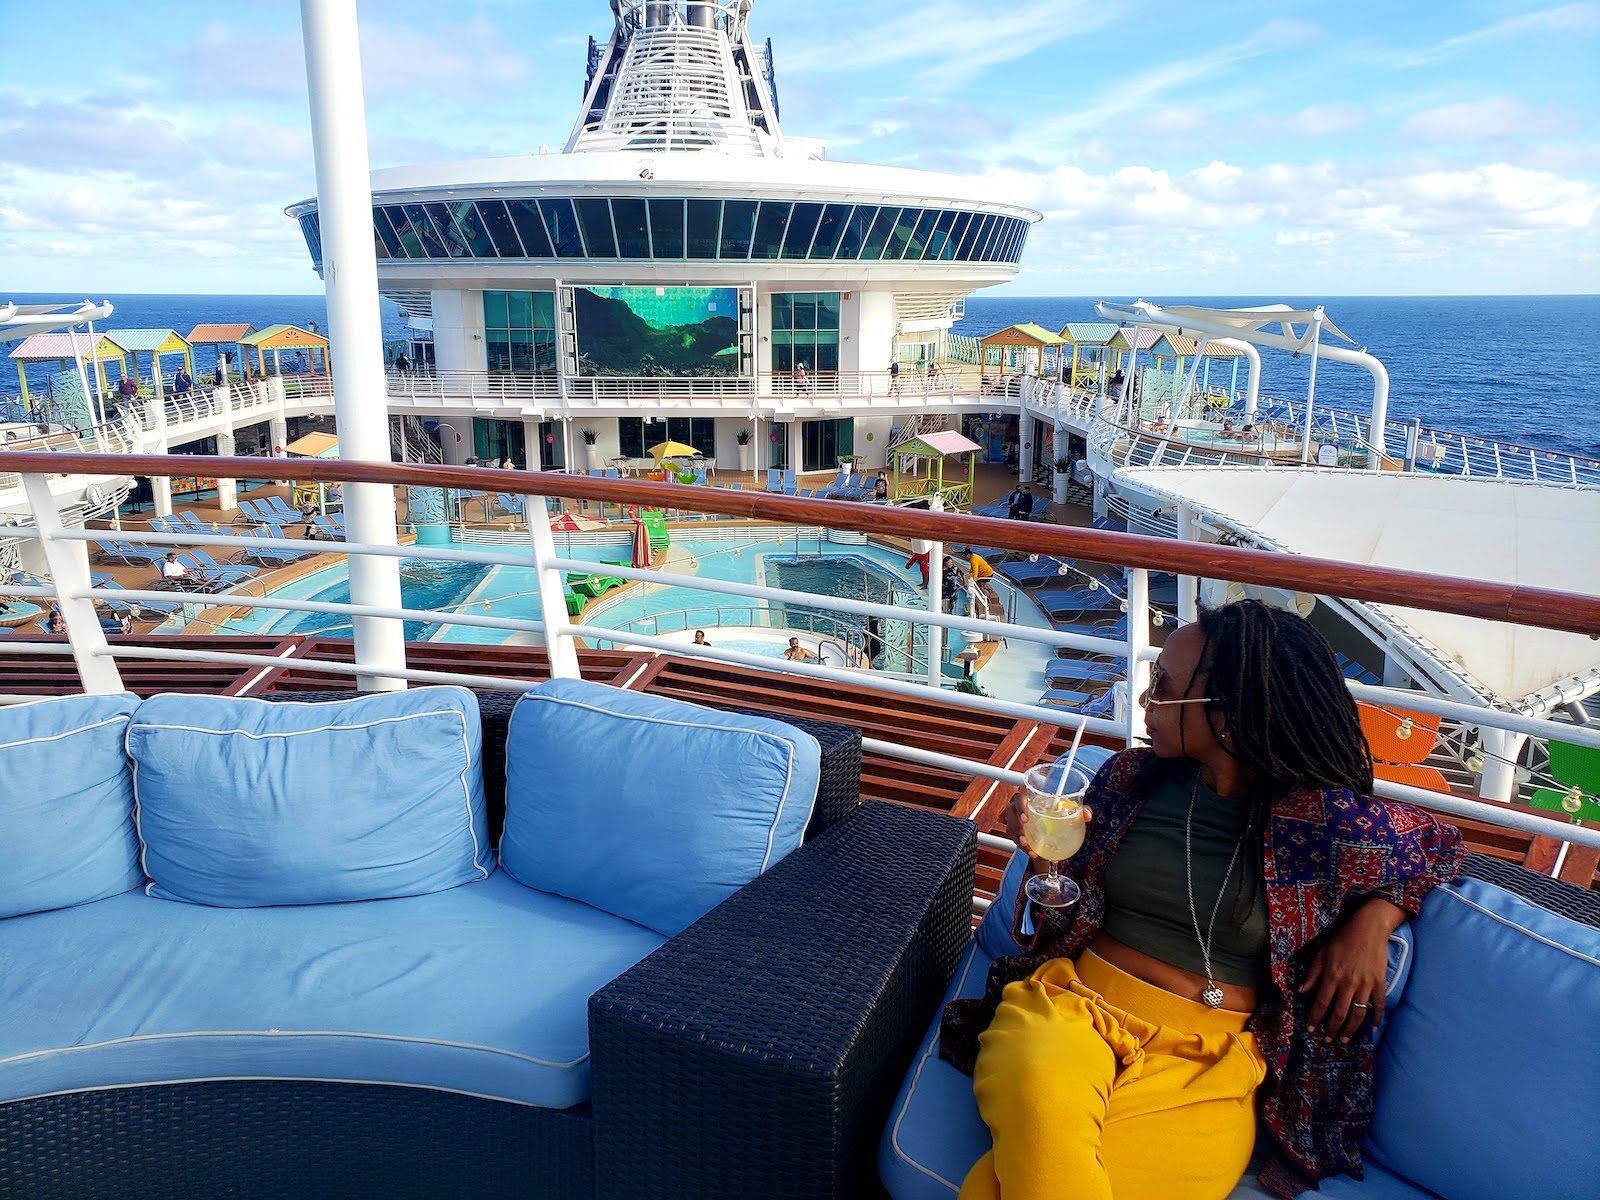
[[0, 693, 143, 919], [1365, 875, 1600, 1200], [126, 687, 490, 907], [0, 871, 663, 1110], [500, 679, 821, 937]]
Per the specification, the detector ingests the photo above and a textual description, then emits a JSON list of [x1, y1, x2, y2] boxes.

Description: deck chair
[[1045, 658, 1122, 684], [98, 581, 182, 618], [1054, 615, 1130, 642], [178, 510, 216, 529], [1000, 557, 1076, 586], [1034, 586, 1118, 614], [1336, 652, 1383, 687], [766, 468, 783, 492], [235, 528, 313, 566], [1358, 703, 1451, 794], [311, 516, 345, 540], [496, 493, 526, 516], [1041, 687, 1093, 707], [186, 549, 260, 585], [1081, 690, 1118, 719], [1527, 740, 1600, 823], [259, 495, 299, 521]]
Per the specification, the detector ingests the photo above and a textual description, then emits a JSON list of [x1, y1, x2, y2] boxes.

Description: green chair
[[1527, 740, 1600, 823], [563, 591, 585, 618]]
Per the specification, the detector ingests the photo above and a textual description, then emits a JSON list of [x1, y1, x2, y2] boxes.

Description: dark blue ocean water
[[959, 296, 1599, 458], [8, 293, 1595, 457]]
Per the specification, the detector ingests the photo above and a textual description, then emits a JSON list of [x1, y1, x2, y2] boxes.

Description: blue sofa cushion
[[1365, 875, 1600, 1200], [126, 688, 489, 907], [0, 693, 143, 919], [0, 872, 664, 1110], [501, 679, 821, 937]]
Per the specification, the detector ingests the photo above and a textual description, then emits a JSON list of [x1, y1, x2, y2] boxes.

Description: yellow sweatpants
[[960, 949, 1267, 1200]]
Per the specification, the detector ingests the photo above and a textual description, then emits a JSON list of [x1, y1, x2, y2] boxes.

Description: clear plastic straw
[[1055, 719, 1087, 798]]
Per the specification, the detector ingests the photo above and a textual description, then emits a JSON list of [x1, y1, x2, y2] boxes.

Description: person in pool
[[940, 600, 1465, 1200], [692, 629, 712, 648]]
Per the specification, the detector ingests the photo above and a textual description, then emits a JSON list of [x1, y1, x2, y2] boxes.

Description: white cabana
[[1117, 465, 1600, 716]]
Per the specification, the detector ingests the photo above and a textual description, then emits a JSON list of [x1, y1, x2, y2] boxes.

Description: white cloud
[[776, 0, 1120, 90], [1377, 1, 1600, 68], [1403, 97, 1575, 142]]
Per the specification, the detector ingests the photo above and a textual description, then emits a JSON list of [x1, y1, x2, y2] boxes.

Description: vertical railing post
[[1174, 506, 1199, 624], [923, 495, 944, 688], [22, 474, 123, 695], [1124, 567, 1150, 745], [527, 494, 582, 679], [300, 0, 407, 691]]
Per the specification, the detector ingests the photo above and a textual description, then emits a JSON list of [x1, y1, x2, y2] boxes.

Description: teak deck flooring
[[1, 635, 1592, 895]]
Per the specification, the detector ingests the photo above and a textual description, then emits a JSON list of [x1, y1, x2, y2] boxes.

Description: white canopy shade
[[1117, 466, 1600, 713]]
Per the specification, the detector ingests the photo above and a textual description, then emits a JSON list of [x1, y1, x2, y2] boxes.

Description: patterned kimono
[[940, 749, 1466, 1197]]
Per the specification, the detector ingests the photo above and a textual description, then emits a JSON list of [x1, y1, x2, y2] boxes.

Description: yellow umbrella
[[648, 440, 700, 462]]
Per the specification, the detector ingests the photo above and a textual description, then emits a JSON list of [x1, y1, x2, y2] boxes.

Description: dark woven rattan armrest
[[1461, 852, 1600, 929], [587, 800, 976, 1200]]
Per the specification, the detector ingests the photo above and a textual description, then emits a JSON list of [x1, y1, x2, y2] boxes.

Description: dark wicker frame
[[0, 687, 972, 1200]]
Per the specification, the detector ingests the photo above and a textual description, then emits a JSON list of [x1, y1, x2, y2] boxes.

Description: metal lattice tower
[[568, 0, 782, 156]]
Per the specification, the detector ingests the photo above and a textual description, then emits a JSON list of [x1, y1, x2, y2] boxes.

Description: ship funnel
[[686, 2, 718, 28]]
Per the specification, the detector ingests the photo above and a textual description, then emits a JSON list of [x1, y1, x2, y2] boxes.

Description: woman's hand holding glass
[[1007, 763, 1095, 908]]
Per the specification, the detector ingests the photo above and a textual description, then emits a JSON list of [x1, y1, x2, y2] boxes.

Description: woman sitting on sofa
[[941, 600, 1465, 1200]]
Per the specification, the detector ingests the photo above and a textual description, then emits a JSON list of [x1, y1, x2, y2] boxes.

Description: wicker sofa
[[0, 685, 976, 1200]]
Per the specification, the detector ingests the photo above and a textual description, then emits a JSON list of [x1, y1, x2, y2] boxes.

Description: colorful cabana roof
[[240, 324, 329, 351], [1148, 333, 1200, 358], [1059, 322, 1119, 345], [1199, 342, 1249, 358], [896, 431, 983, 458], [106, 328, 190, 355], [979, 322, 1066, 348], [8, 332, 128, 362], [186, 323, 256, 344], [1106, 327, 1162, 353]]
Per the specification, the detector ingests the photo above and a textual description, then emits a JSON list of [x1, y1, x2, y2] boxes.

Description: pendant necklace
[[1185, 775, 1248, 1009]]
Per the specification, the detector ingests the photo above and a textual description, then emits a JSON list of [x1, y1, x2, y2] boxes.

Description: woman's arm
[[1304, 797, 1466, 1042]]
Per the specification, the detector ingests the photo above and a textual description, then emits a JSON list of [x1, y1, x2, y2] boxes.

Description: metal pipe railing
[[3, 450, 1599, 851]]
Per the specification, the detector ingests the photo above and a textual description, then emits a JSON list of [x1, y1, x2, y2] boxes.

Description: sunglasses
[[1141, 663, 1217, 709]]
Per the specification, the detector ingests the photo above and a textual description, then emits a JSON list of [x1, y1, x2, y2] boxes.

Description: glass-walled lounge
[[297, 199, 1031, 272]]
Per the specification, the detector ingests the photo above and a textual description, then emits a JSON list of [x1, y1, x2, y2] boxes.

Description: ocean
[[959, 295, 1599, 458], [8, 292, 1595, 457]]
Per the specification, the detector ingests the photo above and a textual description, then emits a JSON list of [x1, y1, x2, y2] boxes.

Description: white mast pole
[[1298, 311, 1324, 465], [299, 0, 407, 690]]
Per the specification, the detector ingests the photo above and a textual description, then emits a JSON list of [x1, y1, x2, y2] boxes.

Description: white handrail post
[[22, 474, 123, 695], [1125, 567, 1150, 745], [1174, 506, 1199, 624], [924, 494, 944, 687], [527, 496, 582, 679], [300, 0, 407, 691], [1298, 312, 1323, 465]]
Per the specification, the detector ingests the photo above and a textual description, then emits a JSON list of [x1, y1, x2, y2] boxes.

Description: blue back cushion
[[1365, 876, 1600, 1199], [0, 693, 143, 918], [127, 688, 490, 907], [500, 679, 821, 937]]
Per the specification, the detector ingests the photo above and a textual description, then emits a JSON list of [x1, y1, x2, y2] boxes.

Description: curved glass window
[[540, 198, 585, 257], [860, 207, 898, 260], [751, 200, 790, 260], [810, 203, 852, 259], [686, 199, 721, 258], [477, 200, 525, 257], [318, 198, 1028, 270], [574, 198, 616, 258], [719, 200, 757, 258], [648, 199, 684, 257]]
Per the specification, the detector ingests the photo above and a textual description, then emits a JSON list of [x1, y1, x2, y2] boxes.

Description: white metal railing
[[2, 453, 1598, 858]]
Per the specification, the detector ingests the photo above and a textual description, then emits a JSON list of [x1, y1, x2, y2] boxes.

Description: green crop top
[[1101, 767, 1269, 987]]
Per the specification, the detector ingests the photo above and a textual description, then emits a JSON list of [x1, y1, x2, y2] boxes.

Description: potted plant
[[578, 427, 597, 471], [736, 427, 752, 472], [1052, 453, 1073, 506]]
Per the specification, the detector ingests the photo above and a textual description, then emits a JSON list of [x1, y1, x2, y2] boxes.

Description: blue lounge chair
[[1033, 586, 1118, 615], [1054, 615, 1130, 642], [496, 493, 525, 516], [1336, 651, 1382, 686], [235, 528, 314, 566], [258, 495, 299, 522], [311, 516, 346, 540], [766, 468, 783, 492], [185, 550, 260, 585], [1081, 690, 1118, 719], [1045, 659, 1122, 683], [98, 581, 182, 618], [999, 557, 1079, 586], [1041, 687, 1094, 707]]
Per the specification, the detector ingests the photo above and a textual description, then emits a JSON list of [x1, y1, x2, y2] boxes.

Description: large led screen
[[573, 286, 739, 377]]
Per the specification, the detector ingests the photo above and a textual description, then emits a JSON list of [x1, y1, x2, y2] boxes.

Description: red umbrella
[[549, 512, 605, 533], [631, 518, 651, 569]]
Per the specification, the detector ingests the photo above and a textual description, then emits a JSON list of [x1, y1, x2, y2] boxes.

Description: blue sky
[[1, 0, 1596, 296]]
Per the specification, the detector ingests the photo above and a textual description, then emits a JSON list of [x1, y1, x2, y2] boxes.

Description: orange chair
[[1358, 703, 1452, 794]]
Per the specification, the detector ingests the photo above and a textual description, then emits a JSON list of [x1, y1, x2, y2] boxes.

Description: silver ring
[[1351, 1002, 1369, 1009]]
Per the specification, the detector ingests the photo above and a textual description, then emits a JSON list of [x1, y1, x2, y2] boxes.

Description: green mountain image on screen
[[574, 286, 739, 377]]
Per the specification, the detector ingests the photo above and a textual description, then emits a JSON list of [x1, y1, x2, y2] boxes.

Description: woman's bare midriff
[[1089, 932, 1259, 1014]]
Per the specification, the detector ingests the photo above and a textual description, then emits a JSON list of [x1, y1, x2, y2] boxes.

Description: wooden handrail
[[4, 450, 1599, 638]]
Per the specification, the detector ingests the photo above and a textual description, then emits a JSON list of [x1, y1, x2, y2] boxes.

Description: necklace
[[1184, 775, 1249, 1009]]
